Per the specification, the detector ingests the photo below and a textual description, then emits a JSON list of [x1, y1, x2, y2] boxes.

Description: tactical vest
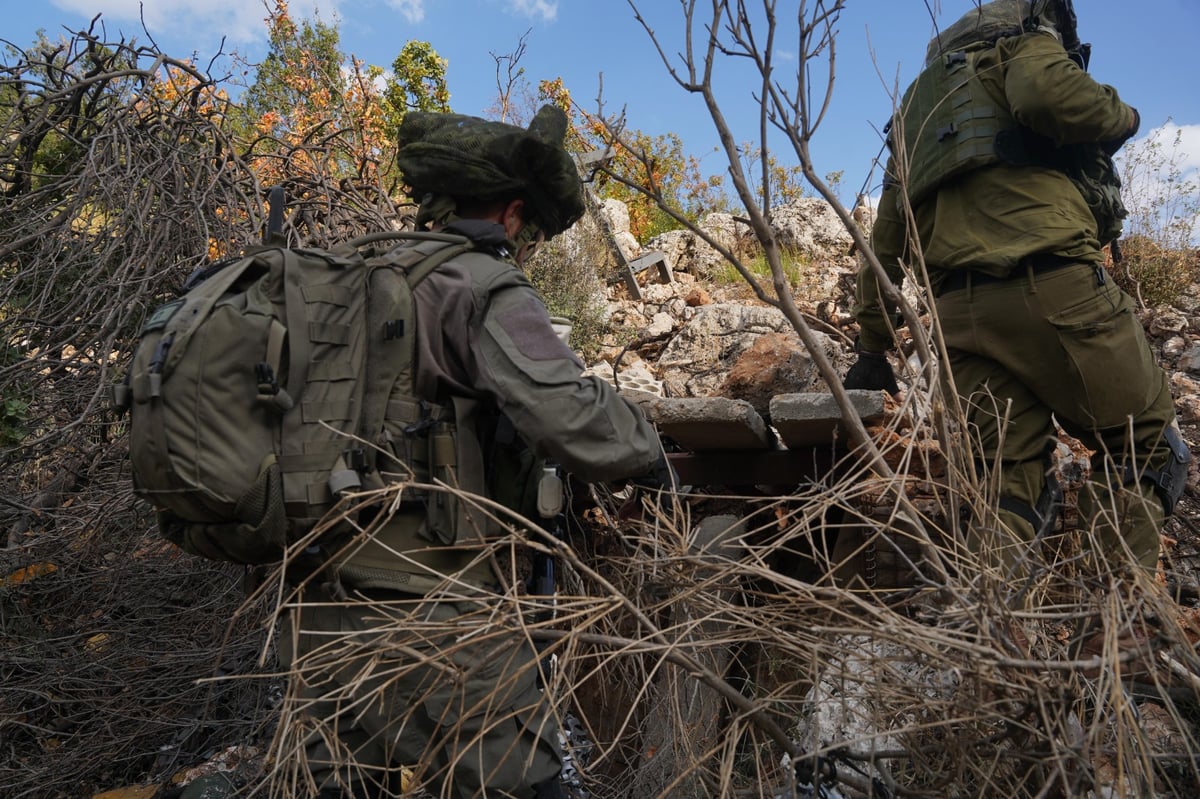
[[887, 35, 1127, 245], [887, 41, 1015, 208]]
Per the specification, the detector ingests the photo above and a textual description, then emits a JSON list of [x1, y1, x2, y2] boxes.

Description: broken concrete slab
[[585, 366, 665, 401], [769, 390, 887, 448], [642, 396, 774, 450]]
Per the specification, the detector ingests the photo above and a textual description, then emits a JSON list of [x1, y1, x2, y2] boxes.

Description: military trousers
[[935, 261, 1179, 573], [280, 585, 561, 798]]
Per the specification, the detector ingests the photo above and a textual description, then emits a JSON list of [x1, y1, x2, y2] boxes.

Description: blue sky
[[5, 0, 1199, 211]]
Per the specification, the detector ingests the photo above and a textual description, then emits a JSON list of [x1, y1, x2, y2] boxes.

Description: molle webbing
[[889, 43, 1015, 207]]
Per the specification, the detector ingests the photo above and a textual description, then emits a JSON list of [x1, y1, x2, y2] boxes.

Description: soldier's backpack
[[115, 227, 474, 564]]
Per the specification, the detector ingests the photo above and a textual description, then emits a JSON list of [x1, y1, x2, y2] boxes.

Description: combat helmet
[[924, 0, 1029, 66], [395, 105, 585, 238]]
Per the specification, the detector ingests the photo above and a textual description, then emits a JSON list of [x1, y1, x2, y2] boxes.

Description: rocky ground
[[583, 196, 1200, 595]]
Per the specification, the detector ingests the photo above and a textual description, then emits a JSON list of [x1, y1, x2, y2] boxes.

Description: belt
[[935, 253, 1079, 297]]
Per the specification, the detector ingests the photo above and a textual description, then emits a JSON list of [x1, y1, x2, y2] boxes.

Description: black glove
[[1101, 107, 1139, 156], [843, 348, 899, 396], [617, 452, 678, 520]]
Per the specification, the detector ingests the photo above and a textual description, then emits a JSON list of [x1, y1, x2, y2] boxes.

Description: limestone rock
[[657, 303, 811, 398], [716, 332, 821, 420]]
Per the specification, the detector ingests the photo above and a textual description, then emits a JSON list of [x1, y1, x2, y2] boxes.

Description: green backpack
[[116, 230, 473, 564]]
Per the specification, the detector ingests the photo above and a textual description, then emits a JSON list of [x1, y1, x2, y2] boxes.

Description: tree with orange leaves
[[539, 77, 729, 240], [234, 2, 446, 193]]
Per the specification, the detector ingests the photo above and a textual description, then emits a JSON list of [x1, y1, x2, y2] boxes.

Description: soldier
[[281, 106, 669, 798], [845, 0, 1190, 575]]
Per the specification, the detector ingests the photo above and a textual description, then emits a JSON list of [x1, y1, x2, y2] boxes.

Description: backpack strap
[[358, 235, 474, 480]]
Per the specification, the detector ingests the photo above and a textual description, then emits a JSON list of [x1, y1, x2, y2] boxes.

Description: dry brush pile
[[0, 26, 403, 797], [4, 23, 1200, 799]]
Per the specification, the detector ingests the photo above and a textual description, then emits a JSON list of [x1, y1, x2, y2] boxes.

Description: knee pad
[[1109, 423, 1192, 516], [1153, 423, 1192, 515]]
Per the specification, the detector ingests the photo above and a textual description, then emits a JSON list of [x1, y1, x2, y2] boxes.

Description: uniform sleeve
[[1003, 33, 1136, 147], [854, 180, 907, 353], [473, 281, 663, 483]]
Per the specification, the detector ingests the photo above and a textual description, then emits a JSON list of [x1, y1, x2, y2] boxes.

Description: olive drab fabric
[[279, 106, 664, 798], [282, 590, 563, 798], [935, 263, 1178, 570], [885, 0, 1128, 254], [119, 232, 474, 564], [888, 41, 1018, 208], [395, 105, 585, 236], [330, 218, 665, 593], [854, 5, 1182, 573], [922, 0, 1028, 66], [857, 29, 1138, 353]]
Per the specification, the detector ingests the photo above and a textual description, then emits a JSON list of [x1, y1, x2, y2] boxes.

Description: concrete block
[[585, 367, 664, 401], [769, 390, 887, 448], [642, 396, 774, 450]]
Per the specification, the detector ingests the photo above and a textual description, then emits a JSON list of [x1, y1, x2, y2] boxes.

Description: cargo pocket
[[1047, 289, 1158, 429]]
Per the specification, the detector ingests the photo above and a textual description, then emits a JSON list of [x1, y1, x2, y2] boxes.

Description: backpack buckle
[[347, 447, 369, 472], [254, 363, 294, 411]]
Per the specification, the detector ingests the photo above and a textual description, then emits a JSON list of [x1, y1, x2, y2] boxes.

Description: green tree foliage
[[234, 2, 448, 193], [239, 0, 345, 138], [1, 33, 140, 198], [383, 40, 451, 136], [736, 141, 810, 209]]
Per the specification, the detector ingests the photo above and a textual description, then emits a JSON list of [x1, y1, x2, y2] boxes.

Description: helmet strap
[[415, 193, 459, 230]]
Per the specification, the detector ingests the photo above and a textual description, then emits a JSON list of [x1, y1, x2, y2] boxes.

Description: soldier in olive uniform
[[283, 107, 668, 799], [846, 0, 1190, 574]]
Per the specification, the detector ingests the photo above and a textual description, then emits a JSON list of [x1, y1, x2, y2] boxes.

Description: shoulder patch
[[496, 296, 581, 363]]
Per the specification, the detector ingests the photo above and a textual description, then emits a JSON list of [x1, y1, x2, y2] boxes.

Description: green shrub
[[525, 220, 612, 361], [1110, 234, 1199, 309], [1114, 121, 1200, 306], [0, 342, 29, 447], [712, 250, 806, 288]]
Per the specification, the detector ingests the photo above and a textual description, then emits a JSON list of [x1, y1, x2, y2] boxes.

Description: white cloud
[[1120, 120, 1200, 185], [1117, 121, 1200, 244], [512, 0, 557, 23], [46, 0, 335, 45], [385, 0, 425, 24]]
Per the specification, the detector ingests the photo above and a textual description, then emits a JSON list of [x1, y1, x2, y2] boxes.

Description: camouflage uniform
[[852, 16, 1186, 571], [283, 109, 664, 799]]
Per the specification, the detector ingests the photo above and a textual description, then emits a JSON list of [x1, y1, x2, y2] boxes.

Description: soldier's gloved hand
[[617, 452, 678, 520], [843, 346, 900, 396]]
